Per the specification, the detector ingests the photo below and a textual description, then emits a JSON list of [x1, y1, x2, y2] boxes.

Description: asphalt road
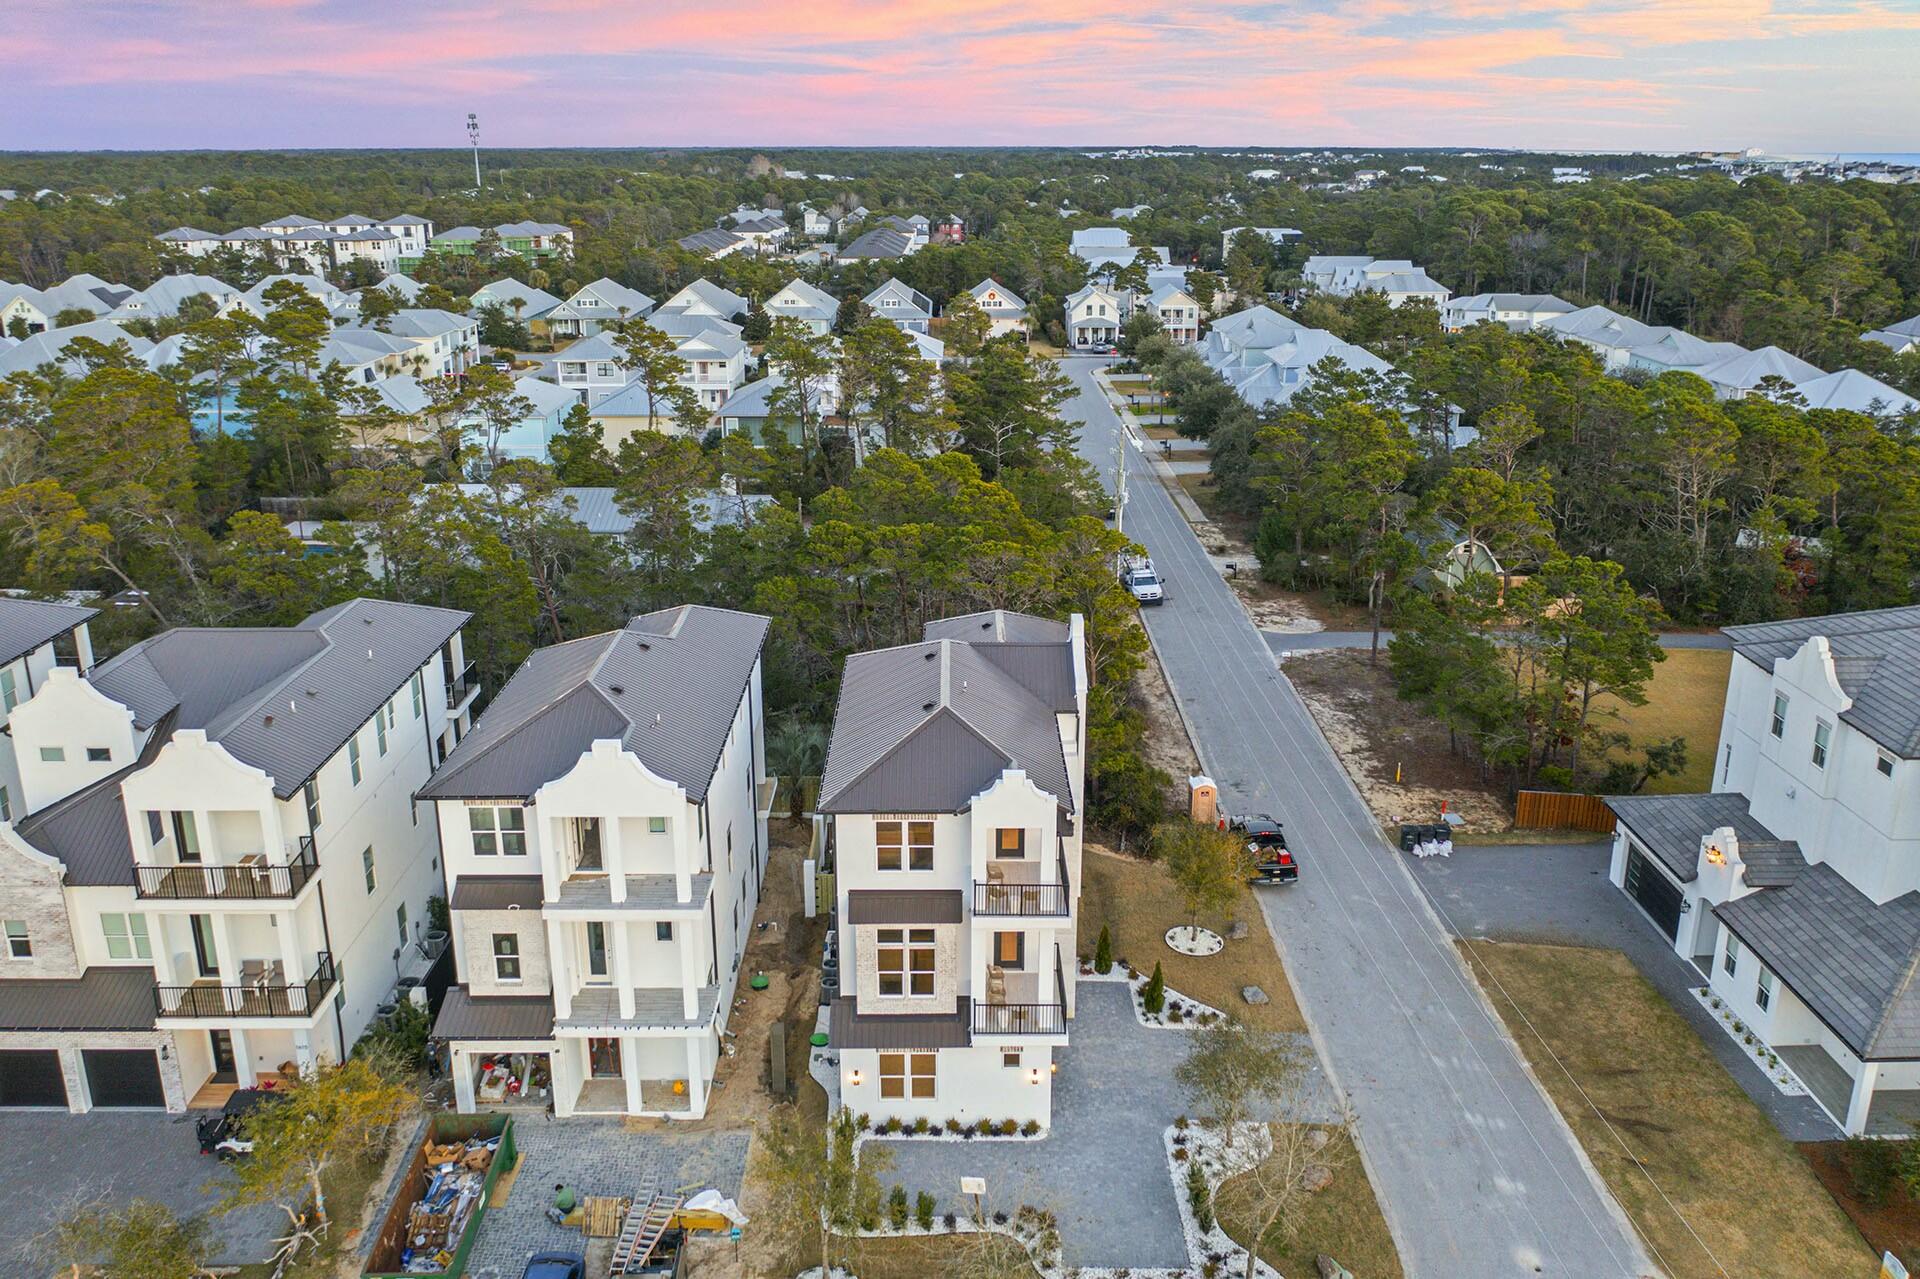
[[1059, 357, 1655, 1279]]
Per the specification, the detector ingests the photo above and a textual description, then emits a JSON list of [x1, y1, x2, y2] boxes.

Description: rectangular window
[[877, 927, 904, 995], [876, 822, 903, 871], [172, 812, 201, 861], [304, 780, 322, 831], [1878, 750, 1896, 778], [362, 846, 377, 893], [909, 928, 936, 995], [4, 920, 29, 958], [395, 902, 408, 946], [86, 747, 110, 762], [585, 922, 608, 979], [1003, 1049, 1022, 1068], [648, 816, 666, 834], [878, 1052, 937, 1100], [656, 921, 673, 941], [493, 934, 521, 981], [1812, 720, 1832, 769], [470, 807, 527, 856], [39, 746, 64, 762], [349, 734, 362, 784], [1756, 968, 1774, 1011], [410, 672, 424, 719], [1770, 693, 1788, 739], [375, 712, 388, 756], [0, 668, 16, 711], [996, 828, 1025, 859], [102, 913, 151, 960], [995, 931, 1026, 970], [1723, 934, 1740, 976], [0, 785, 8, 823], [146, 811, 164, 844]]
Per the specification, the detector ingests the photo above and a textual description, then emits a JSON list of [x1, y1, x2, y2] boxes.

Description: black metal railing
[[973, 1000, 1066, 1036], [135, 837, 318, 901], [972, 851, 1072, 916], [156, 953, 336, 1019], [445, 662, 478, 708]]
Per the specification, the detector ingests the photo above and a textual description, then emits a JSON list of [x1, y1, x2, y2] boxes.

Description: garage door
[[1624, 845, 1683, 942], [82, 1049, 164, 1108], [0, 1049, 68, 1107]]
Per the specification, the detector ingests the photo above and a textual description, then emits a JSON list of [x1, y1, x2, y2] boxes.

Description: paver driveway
[[0, 1110, 283, 1265], [870, 980, 1333, 1270]]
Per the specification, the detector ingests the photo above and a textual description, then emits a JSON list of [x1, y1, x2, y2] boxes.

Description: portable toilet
[[1189, 775, 1218, 826]]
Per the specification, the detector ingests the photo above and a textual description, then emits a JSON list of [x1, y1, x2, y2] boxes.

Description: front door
[[172, 812, 202, 863], [190, 915, 219, 977], [587, 1038, 622, 1079], [209, 1030, 236, 1082], [574, 819, 603, 871], [995, 931, 1026, 970]]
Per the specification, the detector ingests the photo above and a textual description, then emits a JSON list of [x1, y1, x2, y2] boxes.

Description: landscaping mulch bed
[[1800, 1140, 1920, 1269]]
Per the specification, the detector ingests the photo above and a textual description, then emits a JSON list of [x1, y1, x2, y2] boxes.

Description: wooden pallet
[[582, 1195, 631, 1239]]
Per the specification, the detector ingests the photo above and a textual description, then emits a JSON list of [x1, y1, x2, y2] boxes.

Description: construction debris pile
[[396, 1133, 502, 1274]]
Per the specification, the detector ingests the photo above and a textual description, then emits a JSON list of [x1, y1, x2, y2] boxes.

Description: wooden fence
[[1513, 790, 1617, 833]]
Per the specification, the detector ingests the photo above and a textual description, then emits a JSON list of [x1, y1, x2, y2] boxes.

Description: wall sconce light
[[1704, 844, 1725, 866], [848, 1069, 862, 1086], [1027, 1068, 1041, 1085], [1049, 1060, 1057, 1075]]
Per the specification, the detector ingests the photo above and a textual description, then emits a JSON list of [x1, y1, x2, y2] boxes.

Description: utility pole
[[1113, 428, 1129, 539], [467, 113, 482, 192]]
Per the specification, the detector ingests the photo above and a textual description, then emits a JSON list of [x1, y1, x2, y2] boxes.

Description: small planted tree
[[1153, 820, 1254, 945], [218, 1054, 416, 1255], [1094, 923, 1114, 974], [1143, 960, 1166, 1015], [756, 1105, 889, 1274]]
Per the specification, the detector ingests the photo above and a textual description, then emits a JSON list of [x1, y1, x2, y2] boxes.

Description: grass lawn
[[837, 1232, 1037, 1277], [1175, 472, 1234, 525], [1077, 845, 1307, 1034], [1463, 939, 1875, 1279], [1217, 1126, 1404, 1279], [1597, 647, 1731, 794]]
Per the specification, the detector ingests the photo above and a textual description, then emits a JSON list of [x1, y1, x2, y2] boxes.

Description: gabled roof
[[1723, 606, 1920, 758], [1447, 293, 1576, 315], [765, 278, 840, 322], [1604, 791, 1787, 884], [88, 598, 469, 797], [863, 278, 932, 317], [1207, 304, 1307, 349], [555, 277, 654, 319], [156, 226, 221, 242], [1717, 863, 1920, 1060], [383, 308, 475, 340], [471, 278, 563, 316], [1794, 368, 1919, 416], [0, 320, 154, 378], [657, 279, 748, 320], [838, 228, 913, 260], [1539, 304, 1665, 351], [1698, 344, 1825, 392], [495, 220, 570, 238], [678, 227, 743, 255], [551, 332, 625, 364], [0, 596, 96, 666], [818, 613, 1077, 815], [968, 278, 1028, 311], [416, 606, 769, 802]]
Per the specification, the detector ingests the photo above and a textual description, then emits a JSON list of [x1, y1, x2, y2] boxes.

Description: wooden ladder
[[611, 1191, 684, 1274]]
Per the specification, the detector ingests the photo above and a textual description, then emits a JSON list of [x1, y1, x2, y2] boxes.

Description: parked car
[[522, 1252, 586, 1279], [195, 1087, 272, 1159], [1121, 561, 1164, 605], [1231, 814, 1298, 885]]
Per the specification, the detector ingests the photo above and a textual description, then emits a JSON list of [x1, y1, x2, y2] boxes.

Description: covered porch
[[1777, 1044, 1920, 1137], [555, 1030, 714, 1119]]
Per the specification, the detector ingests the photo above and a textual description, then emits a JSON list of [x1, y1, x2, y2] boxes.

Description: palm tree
[[765, 716, 830, 822]]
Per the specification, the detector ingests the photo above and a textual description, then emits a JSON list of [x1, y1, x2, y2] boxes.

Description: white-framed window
[[0, 667, 17, 711], [1771, 693, 1788, 739], [102, 912, 151, 960], [876, 820, 934, 871], [375, 712, 388, 756], [656, 921, 673, 941], [362, 845, 377, 893], [349, 734, 362, 784], [493, 934, 521, 982], [39, 746, 64, 762], [648, 816, 666, 834], [877, 927, 935, 996], [1002, 1049, 1022, 1068], [3, 920, 29, 958], [0, 784, 9, 822], [879, 1051, 936, 1099], [411, 672, 424, 719], [395, 902, 408, 946], [304, 780, 322, 831], [470, 806, 527, 856], [1756, 968, 1774, 1011], [1878, 750, 1896, 778], [1812, 720, 1832, 769], [1723, 933, 1740, 976]]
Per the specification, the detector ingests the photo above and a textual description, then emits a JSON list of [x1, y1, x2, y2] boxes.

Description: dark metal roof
[[819, 628, 1077, 815], [0, 967, 156, 1031], [847, 889, 965, 925], [1605, 792, 1780, 884], [1723, 606, 1920, 757], [0, 597, 96, 666], [87, 598, 469, 797], [432, 987, 555, 1041], [450, 875, 545, 911], [1716, 864, 1920, 1060], [924, 611, 1070, 645], [417, 606, 769, 803], [829, 996, 972, 1050]]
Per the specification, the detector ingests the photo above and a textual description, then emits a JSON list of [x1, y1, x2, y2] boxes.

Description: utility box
[[1189, 775, 1218, 826]]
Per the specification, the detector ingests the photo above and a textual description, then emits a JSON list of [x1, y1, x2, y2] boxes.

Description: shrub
[[856, 1112, 870, 1129], [1143, 962, 1166, 1015], [1173, 1146, 1189, 1162], [1168, 1006, 1185, 1023], [943, 1212, 958, 1231], [1175, 1114, 1190, 1130], [1188, 1161, 1213, 1231], [873, 1122, 888, 1135], [1021, 1119, 1041, 1136], [946, 1118, 964, 1134], [960, 1123, 976, 1139], [1000, 1118, 1019, 1136], [1844, 1136, 1903, 1205], [888, 1184, 909, 1231], [916, 1190, 936, 1231], [912, 1115, 928, 1134], [993, 1210, 1009, 1225], [352, 998, 432, 1070], [1173, 1131, 1188, 1147], [1095, 924, 1114, 974], [885, 1115, 903, 1133]]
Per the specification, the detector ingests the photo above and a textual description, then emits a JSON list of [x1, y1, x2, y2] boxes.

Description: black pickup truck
[[1231, 815, 1298, 885]]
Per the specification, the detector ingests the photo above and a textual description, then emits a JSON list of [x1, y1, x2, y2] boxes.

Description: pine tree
[[1094, 924, 1113, 974], [1143, 960, 1166, 1015]]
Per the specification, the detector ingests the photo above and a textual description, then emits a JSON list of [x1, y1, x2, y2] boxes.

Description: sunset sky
[[8, 0, 1920, 153]]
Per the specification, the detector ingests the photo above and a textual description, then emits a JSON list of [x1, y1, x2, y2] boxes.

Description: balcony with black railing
[[134, 836, 319, 902], [972, 945, 1067, 1036], [445, 661, 479, 709], [155, 952, 337, 1020], [972, 851, 1072, 917]]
